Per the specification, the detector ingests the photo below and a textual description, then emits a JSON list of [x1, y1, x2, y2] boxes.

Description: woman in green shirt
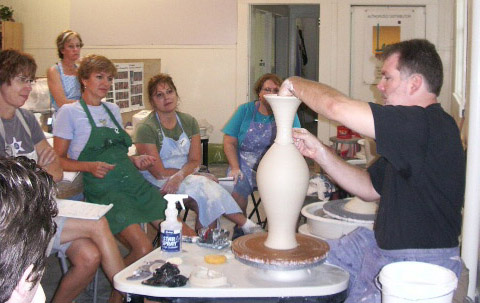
[[135, 74, 262, 235]]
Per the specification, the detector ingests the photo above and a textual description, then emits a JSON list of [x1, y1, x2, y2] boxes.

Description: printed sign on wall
[[370, 25, 401, 84], [350, 6, 426, 103], [106, 62, 145, 113]]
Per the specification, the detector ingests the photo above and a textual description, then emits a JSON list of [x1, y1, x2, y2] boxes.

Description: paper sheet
[[56, 199, 113, 220], [62, 171, 80, 183]]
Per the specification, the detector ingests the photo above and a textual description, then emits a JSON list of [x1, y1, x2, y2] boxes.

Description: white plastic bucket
[[377, 261, 458, 303]]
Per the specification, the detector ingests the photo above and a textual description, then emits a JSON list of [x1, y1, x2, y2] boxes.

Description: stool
[[201, 136, 209, 168], [248, 189, 267, 229], [248, 194, 317, 229], [182, 207, 191, 222], [57, 252, 99, 303], [329, 136, 360, 159]]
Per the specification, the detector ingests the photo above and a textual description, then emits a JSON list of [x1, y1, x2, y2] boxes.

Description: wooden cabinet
[[0, 21, 22, 50]]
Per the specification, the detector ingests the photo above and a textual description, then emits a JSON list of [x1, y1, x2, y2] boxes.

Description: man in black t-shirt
[[278, 39, 465, 302]]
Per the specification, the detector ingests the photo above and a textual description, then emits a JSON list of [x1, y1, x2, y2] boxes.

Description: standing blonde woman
[[47, 30, 83, 113]]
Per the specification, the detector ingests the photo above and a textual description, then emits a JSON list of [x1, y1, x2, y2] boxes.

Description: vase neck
[[267, 97, 301, 145]]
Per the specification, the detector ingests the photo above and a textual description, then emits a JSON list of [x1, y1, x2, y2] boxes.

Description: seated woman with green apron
[[134, 73, 262, 235], [53, 55, 196, 267]]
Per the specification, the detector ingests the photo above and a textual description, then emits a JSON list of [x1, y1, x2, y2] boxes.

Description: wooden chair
[[248, 188, 267, 229]]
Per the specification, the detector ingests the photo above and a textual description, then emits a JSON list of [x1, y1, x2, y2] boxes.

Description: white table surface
[[114, 241, 349, 299]]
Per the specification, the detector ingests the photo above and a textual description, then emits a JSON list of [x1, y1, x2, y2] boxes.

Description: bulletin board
[[110, 59, 160, 124], [106, 62, 145, 113]]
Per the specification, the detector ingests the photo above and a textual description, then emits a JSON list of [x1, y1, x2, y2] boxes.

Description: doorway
[[249, 4, 320, 136]]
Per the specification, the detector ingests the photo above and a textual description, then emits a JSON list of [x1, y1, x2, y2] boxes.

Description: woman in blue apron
[[53, 55, 193, 272], [135, 74, 261, 235], [223, 74, 301, 214]]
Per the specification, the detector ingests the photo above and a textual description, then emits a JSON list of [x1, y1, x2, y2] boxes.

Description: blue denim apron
[[231, 101, 276, 199]]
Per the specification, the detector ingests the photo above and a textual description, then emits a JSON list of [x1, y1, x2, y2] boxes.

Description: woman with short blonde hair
[[47, 30, 84, 112]]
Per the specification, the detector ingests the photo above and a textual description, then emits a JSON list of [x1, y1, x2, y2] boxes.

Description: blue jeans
[[326, 227, 462, 303]]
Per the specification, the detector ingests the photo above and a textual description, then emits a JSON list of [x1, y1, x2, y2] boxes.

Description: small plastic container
[[336, 126, 352, 139]]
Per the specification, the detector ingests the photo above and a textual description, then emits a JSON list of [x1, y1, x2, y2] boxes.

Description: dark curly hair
[[0, 156, 58, 302]]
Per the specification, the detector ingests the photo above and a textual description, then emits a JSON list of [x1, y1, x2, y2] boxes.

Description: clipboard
[[56, 199, 113, 220]]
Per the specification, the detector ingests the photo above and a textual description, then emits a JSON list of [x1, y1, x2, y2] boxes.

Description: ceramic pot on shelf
[[256, 94, 309, 250]]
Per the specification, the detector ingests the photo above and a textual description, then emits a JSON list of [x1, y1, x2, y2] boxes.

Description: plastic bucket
[[377, 261, 458, 303]]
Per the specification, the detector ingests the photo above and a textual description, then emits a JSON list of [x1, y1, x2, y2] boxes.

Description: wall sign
[[106, 62, 145, 113], [350, 6, 426, 103]]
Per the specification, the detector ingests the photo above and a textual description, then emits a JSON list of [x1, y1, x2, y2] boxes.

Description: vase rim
[[264, 94, 300, 102]]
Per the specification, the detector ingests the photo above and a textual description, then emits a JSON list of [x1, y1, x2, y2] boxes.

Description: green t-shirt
[[134, 111, 200, 152]]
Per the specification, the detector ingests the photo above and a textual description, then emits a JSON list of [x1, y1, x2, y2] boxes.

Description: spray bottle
[[161, 194, 188, 252]]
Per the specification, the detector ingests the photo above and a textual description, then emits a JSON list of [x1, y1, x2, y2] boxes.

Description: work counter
[[114, 241, 349, 302]]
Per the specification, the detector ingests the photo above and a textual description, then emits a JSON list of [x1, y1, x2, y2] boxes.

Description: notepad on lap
[[56, 199, 113, 220], [62, 171, 80, 183]]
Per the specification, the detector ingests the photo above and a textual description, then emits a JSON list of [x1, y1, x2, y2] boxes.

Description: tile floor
[[41, 164, 267, 303]]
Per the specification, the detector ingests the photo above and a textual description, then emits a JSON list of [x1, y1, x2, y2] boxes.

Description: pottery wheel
[[231, 233, 329, 270], [323, 199, 376, 223]]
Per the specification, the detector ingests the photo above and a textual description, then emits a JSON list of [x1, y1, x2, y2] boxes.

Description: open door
[[250, 7, 276, 101], [249, 4, 319, 136]]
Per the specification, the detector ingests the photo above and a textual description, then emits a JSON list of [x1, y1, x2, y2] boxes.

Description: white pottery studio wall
[[4, 0, 458, 145]]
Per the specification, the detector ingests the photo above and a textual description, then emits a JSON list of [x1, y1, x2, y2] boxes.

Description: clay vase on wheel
[[256, 95, 309, 250]]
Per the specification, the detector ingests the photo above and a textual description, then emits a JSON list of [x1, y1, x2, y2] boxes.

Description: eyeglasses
[[262, 87, 279, 94], [15, 76, 36, 86]]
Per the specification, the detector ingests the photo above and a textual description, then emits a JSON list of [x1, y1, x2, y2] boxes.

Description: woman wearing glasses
[[47, 30, 83, 113], [0, 50, 62, 182], [0, 50, 125, 303], [223, 73, 301, 236]]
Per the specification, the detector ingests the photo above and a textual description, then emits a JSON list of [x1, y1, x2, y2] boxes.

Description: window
[[453, 0, 468, 117]]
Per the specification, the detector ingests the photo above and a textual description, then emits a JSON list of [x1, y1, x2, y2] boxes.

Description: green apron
[[77, 100, 166, 234]]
